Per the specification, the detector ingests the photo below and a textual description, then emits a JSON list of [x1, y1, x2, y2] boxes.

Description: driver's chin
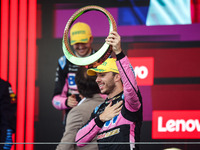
[[75, 49, 85, 57], [78, 49, 90, 57], [78, 52, 87, 57]]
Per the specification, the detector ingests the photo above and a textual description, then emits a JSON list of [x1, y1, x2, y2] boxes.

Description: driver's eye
[[99, 74, 105, 77]]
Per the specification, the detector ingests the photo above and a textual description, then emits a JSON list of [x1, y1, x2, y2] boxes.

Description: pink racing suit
[[75, 52, 143, 150]]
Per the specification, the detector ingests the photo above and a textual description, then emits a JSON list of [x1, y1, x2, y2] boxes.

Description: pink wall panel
[[152, 84, 200, 110], [128, 44, 200, 78]]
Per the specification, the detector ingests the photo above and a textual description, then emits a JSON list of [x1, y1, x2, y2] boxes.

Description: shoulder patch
[[94, 103, 104, 114], [58, 56, 67, 70], [122, 93, 124, 100]]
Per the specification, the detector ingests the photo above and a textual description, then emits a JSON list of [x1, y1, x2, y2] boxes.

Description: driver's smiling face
[[72, 38, 93, 57]]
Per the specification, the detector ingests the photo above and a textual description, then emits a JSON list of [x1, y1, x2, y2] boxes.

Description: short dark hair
[[75, 67, 100, 98]]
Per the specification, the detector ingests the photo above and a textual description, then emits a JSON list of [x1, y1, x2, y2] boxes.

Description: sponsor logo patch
[[97, 128, 120, 140]]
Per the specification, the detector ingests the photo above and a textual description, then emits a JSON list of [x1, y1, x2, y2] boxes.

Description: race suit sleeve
[[75, 118, 102, 147], [75, 106, 103, 147], [0, 80, 17, 150], [116, 52, 141, 112], [52, 56, 70, 110]]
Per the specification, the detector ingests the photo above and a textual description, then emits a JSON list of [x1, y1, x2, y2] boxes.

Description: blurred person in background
[[52, 22, 96, 127], [0, 78, 17, 150]]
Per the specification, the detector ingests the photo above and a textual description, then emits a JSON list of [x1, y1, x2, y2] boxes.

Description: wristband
[[95, 115, 105, 128]]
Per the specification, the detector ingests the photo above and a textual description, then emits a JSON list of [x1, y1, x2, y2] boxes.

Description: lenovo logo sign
[[158, 117, 200, 132], [152, 111, 200, 139], [129, 57, 154, 86]]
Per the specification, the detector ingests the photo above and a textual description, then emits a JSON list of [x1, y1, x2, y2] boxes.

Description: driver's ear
[[114, 73, 121, 82], [89, 36, 93, 43]]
